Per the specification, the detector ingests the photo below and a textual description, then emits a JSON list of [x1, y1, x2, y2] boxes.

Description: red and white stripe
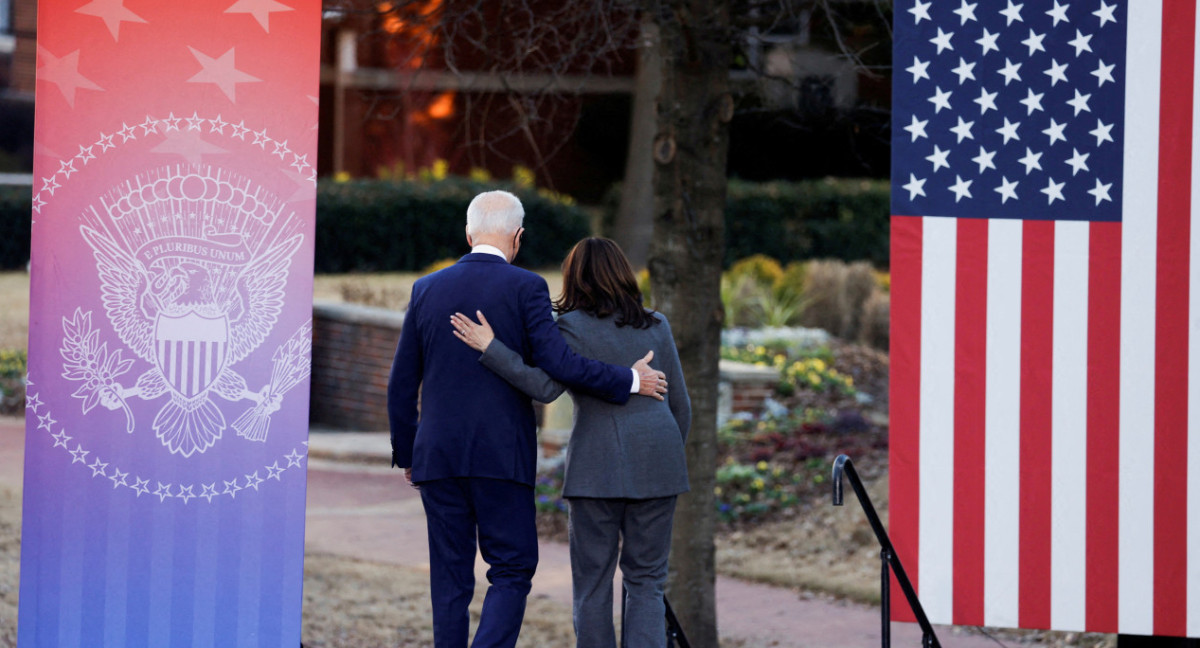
[[889, 2, 1200, 635]]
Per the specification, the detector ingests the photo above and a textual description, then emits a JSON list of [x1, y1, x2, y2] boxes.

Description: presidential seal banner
[[20, 1, 320, 645]]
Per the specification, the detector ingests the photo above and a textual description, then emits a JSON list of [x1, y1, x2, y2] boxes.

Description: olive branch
[[60, 308, 135, 433]]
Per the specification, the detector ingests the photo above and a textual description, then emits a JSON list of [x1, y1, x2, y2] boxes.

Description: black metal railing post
[[881, 548, 891, 647], [832, 454, 941, 648], [622, 585, 690, 648], [664, 596, 691, 648]]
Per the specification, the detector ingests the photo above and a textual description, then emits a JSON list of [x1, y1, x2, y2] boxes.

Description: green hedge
[[0, 186, 31, 270], [0, 177, 890, 272], [0, 179, 588, 272], [316, 177, 591, 272], [603, 177, 889, 268], [723, 178, 889, 267]]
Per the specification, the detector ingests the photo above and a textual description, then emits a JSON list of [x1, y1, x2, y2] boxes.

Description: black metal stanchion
[[833, 455, 941, 648], [881, 548, 891, 648], [664, 596, 691, 648]]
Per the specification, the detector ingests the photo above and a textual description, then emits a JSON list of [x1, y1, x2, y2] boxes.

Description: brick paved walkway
[[1, 419, 999, 647]]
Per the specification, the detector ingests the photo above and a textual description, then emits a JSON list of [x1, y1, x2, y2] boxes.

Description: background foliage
[[604, 177, 889, 268], [315, 177, 590, 272], [0, 177, 889, 272], [722, 178, 890, 268]]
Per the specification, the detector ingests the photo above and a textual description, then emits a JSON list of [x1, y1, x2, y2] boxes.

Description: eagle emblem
[[60, 164, 308, 458]]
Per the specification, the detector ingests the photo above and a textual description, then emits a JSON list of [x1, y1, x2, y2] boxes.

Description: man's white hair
[[466, 190, 524, 237]]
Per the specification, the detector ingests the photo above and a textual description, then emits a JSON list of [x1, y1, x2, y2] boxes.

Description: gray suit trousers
[[567, 496, 677, 648]]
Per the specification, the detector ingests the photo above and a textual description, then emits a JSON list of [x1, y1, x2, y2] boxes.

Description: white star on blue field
[[893, 0, 1125, 221]]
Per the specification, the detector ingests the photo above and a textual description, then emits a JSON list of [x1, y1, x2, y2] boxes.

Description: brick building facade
[[2, 0, 35, 95]]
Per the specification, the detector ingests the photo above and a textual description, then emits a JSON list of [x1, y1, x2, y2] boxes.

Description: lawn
[[0, 273, 27, 352]]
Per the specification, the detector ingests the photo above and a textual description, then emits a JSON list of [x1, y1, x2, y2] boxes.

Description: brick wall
[[718, 360, 781, 419], [11, 0, 35, 94], [310, 301, 403, 431], [309, 301, 785, 434]]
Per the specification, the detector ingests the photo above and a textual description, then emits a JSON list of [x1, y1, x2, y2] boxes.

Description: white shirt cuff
[[630, 368, 640, 393]]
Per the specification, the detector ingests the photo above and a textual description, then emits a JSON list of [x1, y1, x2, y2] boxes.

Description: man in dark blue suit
[[388, 190, 667, 648]]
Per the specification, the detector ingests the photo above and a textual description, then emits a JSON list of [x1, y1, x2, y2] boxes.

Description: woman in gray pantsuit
[[451, 237, 690, 648]]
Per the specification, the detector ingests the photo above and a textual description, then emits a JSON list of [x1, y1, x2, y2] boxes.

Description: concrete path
[[0, 420, 1000, 647]]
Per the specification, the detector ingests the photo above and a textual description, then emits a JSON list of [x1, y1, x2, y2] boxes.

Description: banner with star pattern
[[20, 1, 319, 645], [890, 0, 1200, 638]]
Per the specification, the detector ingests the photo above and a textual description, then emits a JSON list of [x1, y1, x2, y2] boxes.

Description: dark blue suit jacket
[[388, 253, 633, 485]]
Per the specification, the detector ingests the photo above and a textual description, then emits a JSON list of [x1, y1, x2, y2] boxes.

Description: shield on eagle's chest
[[154, 311, 230, 398]]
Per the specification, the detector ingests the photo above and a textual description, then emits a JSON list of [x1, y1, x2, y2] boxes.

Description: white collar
[[472, 244, 508, 261]]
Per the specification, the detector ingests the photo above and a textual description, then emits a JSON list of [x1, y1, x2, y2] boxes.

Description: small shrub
[[840, 261, 878, 341], [859, 291, 890, 351], [722, 255, 808, 329], [534, 463, 567, 514], [714, 458, 800, 522], [721, 273, 767, 329], [727, 254, 784, 286], [798, 259, 849, 336], [772, 261, 808, 303], [755, 290, 806, 328], [798, 259, 881, 341], [0, 348, 27, 416]]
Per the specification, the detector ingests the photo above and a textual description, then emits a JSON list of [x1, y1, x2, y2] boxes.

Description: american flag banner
[[890, 0, 1200, 637]]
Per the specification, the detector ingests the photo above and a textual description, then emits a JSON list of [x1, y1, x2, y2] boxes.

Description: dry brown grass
[[798, 259, 881, 342], [0, 486, 17, 648], [715, 471, 1117, 648], [716, 471, 887, 605], [301, 553, 577, 647], [0, 273, 28, 352], [313, 271, 564, 311]]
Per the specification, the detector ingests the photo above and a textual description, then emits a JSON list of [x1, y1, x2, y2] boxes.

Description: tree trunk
[[648, 2, 731, 646], [612, 15, 661, 269]]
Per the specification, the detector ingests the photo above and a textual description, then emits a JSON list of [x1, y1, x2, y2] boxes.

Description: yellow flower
[[773, 468, 783, 477], [755, 346, 766, 356], [807, 372, 820, 386], [469, 167, 491, 182], [773, 354, 786, 366], [714, 487, 723, 496], [756, 461, 768, 471], [513, 165, 536, 188], [333, 171, 352, 183], [811, 358, 827, 372], [752, 478, 765, 490], [846, 376, 854, 387], [431, 159, 448, 180]]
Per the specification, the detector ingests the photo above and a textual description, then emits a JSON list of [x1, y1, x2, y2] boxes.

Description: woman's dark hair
[[554, 237, 659, 329]]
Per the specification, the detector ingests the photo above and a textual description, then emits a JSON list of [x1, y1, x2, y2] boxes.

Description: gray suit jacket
[[480, 310, 691, 499]]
